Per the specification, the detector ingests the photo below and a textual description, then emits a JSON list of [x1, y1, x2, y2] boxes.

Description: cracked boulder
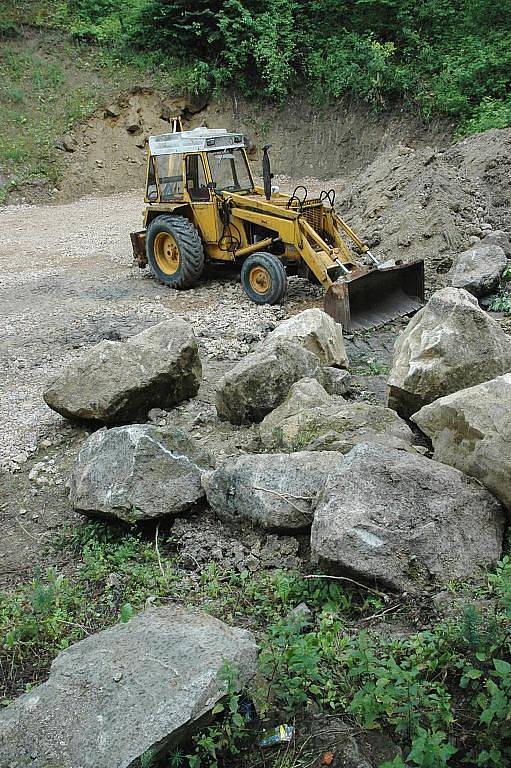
[[70, 424, 213, 522], [311, 443, 505, 592], [215, 341, 324, 424], [0, 606, 258, 768], [203, 450, 343, 530], [412, 373, 511, 512], [44, 319, 201, 424], [387, 288, 511, 418], [448, 243, 508, 297], [260, 378, 414, 453], [261, 308, 349, 368]]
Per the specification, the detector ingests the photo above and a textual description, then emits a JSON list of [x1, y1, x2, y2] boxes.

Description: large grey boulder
[[70, 424, 213, 522], [412, 373, 511, 512], [311, 443, 505, 592], [44, 319, 201, 424], [203, 450, 343, 530], [0, 607, 258, 768], [387, 288, 511, 418], [448, 244, 507, 297], [260, 379, 414, 453], [262, 308, 349, 368], [216, 341, 324, 424]]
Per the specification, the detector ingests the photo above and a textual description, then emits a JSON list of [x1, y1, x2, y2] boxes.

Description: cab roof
[[148, 128, 245, 156]]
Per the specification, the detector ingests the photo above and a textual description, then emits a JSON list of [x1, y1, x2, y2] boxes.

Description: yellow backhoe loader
[[131, 128, 424, 331]]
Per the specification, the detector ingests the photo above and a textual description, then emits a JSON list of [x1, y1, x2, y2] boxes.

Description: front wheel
[[241, 252, 288, 305], [146, 214, 204, 289]]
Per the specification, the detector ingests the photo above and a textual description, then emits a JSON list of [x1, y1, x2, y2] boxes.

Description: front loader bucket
[[324, 260, 425, 332]]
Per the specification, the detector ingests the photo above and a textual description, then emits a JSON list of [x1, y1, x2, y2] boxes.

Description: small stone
[[105, 103, 121, 118], [148, 408, 167, 423], [288, 602, 312, 626], [62, 135, 77, 153]]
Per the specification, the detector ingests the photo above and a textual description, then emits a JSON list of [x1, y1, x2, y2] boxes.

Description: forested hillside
[[3, 0, 511, 136]]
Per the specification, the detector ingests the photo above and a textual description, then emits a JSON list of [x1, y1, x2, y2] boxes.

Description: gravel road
[[0, 190, 325, 470]]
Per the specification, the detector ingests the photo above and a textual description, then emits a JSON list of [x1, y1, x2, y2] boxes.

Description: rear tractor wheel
[[241, 252, 288, 305], [146, 214, 204, 288]]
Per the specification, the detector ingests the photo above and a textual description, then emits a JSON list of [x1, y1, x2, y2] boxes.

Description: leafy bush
[[12, 0, 509, 131]]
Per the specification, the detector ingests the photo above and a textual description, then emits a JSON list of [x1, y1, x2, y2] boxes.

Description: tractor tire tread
[[241, 252, 288, 305], [146, 214, 204, 289]]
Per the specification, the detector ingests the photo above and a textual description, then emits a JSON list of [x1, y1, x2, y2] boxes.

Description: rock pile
[[44, 319, 201, 424], [52, 302, 509, 599]]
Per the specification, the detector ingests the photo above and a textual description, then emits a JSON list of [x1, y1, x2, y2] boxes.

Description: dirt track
[[0, 191, 290, 468], [0, 192, 151, 465]]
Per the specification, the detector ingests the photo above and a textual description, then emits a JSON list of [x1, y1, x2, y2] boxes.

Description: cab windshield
[[209, 148, 252, 193]]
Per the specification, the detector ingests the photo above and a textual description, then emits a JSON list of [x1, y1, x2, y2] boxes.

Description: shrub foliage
[[46, 0, 511, 133]]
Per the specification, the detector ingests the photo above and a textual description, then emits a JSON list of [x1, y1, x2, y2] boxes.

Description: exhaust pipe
[[262, 144, 272, 201]]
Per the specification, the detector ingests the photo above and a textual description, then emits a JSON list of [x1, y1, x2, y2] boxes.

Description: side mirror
[[147, 190, 158, 202]]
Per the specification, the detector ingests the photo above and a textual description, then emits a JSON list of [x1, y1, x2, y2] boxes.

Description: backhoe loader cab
[[131, 127, 424, 331], [144, 129, 253, 204]]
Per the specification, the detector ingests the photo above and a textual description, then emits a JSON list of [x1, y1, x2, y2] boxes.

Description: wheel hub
[[249, 266, 271, 294], [154, 232, 180, 275]]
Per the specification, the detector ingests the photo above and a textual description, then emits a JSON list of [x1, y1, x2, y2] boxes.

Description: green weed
[[1, 522, 510, 766]]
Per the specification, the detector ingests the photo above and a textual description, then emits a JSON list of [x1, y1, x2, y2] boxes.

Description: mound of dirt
[[338, 129, 511, 290], [51, 88, 452, 205], [55, 89, 208, 202]]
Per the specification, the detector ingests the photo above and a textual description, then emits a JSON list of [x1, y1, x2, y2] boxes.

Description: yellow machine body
[[130, 128, 424, 331]]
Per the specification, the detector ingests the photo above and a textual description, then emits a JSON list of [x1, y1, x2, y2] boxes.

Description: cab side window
[[156, 154, 183, 201], [146, 157, 158, 201], [186, 155, 210, 202]]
